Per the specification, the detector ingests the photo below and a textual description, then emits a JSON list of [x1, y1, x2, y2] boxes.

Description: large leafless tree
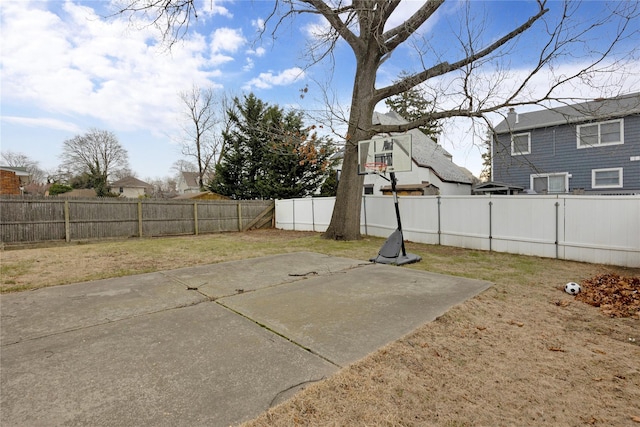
[[178, 85, 225, 189], [59, 128, 130, 195], [115, 0, 640, 239]]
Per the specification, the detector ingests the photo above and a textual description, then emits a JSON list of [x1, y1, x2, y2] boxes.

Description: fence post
[[292, 199, 296, 231], [237, 202, 243, 231], [363, 196, 368, 236], [488, 200, 493, 251], [311, 197, 315, 232], [138, 201, 143, 237], [64, 200, 70, 243], [437, 196, 441, 245], [555, 201, 560, 259], [194, 202, 199, 235]]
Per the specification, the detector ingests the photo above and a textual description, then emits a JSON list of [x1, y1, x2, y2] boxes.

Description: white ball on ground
[[564, 282, 581, 295]]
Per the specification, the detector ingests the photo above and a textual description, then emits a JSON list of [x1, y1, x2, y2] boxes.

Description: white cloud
[[247, 46, 266, 57], [210, 27, 245, 54], [199, 0, 233, 18], [1, 116, 83, 133], [303, 17, 331, 39], [251, 18, 265, 32], [0, 1, 220, 134], [243, 67, 305, 90], [243, 57, 255, 71]]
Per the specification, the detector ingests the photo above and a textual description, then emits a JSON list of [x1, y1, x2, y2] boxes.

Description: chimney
[[507, 107, 519, 124]]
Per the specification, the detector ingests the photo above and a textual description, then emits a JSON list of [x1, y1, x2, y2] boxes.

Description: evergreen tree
[[209, 93, 335, 200], [480, 131, 492, 182], [319, 170, 339, 197]]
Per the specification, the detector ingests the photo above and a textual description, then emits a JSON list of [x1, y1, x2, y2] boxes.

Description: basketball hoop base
[[370, 229, 422, 266]]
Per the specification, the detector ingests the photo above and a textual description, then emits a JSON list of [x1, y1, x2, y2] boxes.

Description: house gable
[[364, 112, 474, 196], [176, 172, 201, 194]]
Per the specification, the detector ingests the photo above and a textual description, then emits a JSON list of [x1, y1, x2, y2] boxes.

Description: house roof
[[110, 176, 151, 188], [494, 92, 640, 134], [372, 111, 473, 184], [181, 171, 200, 188], [379, 182, 439, 192], [473, 181, 524, 194], [1, 166, 30, 176]]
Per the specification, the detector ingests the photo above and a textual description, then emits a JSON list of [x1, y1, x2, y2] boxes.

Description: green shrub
[[48, 183, 73, 195]]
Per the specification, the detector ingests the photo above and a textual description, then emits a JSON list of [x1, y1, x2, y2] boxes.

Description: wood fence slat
[[0, 197, 274, 244]]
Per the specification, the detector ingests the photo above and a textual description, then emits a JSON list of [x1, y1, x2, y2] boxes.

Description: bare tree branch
[[179, 85, 225, 188], [374, 2, 549, 103], [382, 0, 444, 52]]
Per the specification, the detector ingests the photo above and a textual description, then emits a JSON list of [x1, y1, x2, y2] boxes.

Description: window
[[363, 184, 374, 195], [511, 133, 530, 155], [592, 168, 623, 189], [577, 119, 623, 148], [530, 173, 569, 194]]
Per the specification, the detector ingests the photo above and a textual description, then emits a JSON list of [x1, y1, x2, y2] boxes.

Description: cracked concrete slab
[[165, 252, 367, 299], [1, 302, 336, 427], [0, 273, 206, 345], [1, 252, 492, 427], [220, 263, 493, 367]]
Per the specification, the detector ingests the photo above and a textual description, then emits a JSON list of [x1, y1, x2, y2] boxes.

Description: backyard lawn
[[1, 229, 638, 426]]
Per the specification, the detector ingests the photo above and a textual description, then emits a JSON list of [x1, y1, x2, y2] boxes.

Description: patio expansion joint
[[0, 299, 208, 348], [214, 298, 343, 370]]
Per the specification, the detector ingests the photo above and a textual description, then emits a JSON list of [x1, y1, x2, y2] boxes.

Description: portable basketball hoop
[[357, 135, 421, 266]]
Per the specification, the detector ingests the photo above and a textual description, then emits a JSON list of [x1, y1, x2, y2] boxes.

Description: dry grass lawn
[[1, 229, 639, 426]]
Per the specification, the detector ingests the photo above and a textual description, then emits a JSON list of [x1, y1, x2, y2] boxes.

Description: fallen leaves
[[574, 274, 640, 318]]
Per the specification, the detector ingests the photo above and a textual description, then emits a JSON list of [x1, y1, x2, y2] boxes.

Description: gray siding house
[[492, 93, 640, 194]]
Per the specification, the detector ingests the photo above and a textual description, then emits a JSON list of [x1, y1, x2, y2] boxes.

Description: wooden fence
[[0, 197, 274, 245]]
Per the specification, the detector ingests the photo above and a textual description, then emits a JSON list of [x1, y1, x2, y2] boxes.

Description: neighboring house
[[110, 176, 152, 198], [0, 166, 30, 195], [492, 92, 640, 194], [361, 111, 474, 196], [176, 171, 201, 194]]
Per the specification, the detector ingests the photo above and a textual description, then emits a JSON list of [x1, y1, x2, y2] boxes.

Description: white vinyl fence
[[276, 195, 640, 268]]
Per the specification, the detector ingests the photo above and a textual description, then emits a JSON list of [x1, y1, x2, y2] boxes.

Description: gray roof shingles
[[494, 92, 640, 134], [372, 111, 473, 184]]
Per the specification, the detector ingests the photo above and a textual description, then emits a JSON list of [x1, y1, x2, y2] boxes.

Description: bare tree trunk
[[324, 52, 378, 240]]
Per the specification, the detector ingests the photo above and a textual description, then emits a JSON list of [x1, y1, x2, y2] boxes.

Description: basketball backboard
[[358, 134, 412, 175]]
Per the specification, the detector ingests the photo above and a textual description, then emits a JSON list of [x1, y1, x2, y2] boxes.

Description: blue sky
[[1, 0, 639, 182]]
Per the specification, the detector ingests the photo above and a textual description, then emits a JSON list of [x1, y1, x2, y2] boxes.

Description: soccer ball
[[564, 282, 581, 295]]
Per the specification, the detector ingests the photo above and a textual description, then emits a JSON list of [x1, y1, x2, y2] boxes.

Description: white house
[[361, 112, 475, 196], [110, 176, 152, 198], [176, 171, 201, 194]]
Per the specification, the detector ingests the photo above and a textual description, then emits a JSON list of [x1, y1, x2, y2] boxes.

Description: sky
[[1, 0, 639, 183]]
